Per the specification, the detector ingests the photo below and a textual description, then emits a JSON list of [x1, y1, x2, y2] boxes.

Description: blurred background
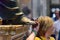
[[16, 0, 60, 19], [0, 0, 60, 40]]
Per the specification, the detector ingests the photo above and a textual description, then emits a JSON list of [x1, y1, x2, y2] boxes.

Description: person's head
[[55, 9, 60, 18], [37, 16, 54, 37]]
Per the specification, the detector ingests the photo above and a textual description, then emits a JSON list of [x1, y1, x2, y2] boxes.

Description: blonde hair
[[37, 16, 53, 36]]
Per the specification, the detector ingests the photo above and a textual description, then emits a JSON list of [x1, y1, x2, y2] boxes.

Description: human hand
[[32, 21, 38, 28], [32, 21, 39, 32]]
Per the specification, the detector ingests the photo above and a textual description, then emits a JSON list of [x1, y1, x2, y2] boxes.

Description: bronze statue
[[0, 0, 35, 25]]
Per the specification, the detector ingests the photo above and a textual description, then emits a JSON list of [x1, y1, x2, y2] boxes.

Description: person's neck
[[45, 34, 50, 40], [56, 16, 60, 19]]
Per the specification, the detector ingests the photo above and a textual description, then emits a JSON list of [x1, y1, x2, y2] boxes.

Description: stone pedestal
[[0, 25, 29, 40]]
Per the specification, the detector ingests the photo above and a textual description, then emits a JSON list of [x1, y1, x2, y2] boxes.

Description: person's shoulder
[[35, 37, 41, 40], [50, 37, 55, 40]]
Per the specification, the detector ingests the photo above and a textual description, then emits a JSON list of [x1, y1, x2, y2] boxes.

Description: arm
[[55, 31, 59, 40], [26, 22, 39, 40], [54, 27, 59, 40], [26, 32, 36, 40], [26, 26, 38, 40]]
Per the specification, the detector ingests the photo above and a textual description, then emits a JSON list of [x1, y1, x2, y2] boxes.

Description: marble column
[[32, 0, 47, 19]]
